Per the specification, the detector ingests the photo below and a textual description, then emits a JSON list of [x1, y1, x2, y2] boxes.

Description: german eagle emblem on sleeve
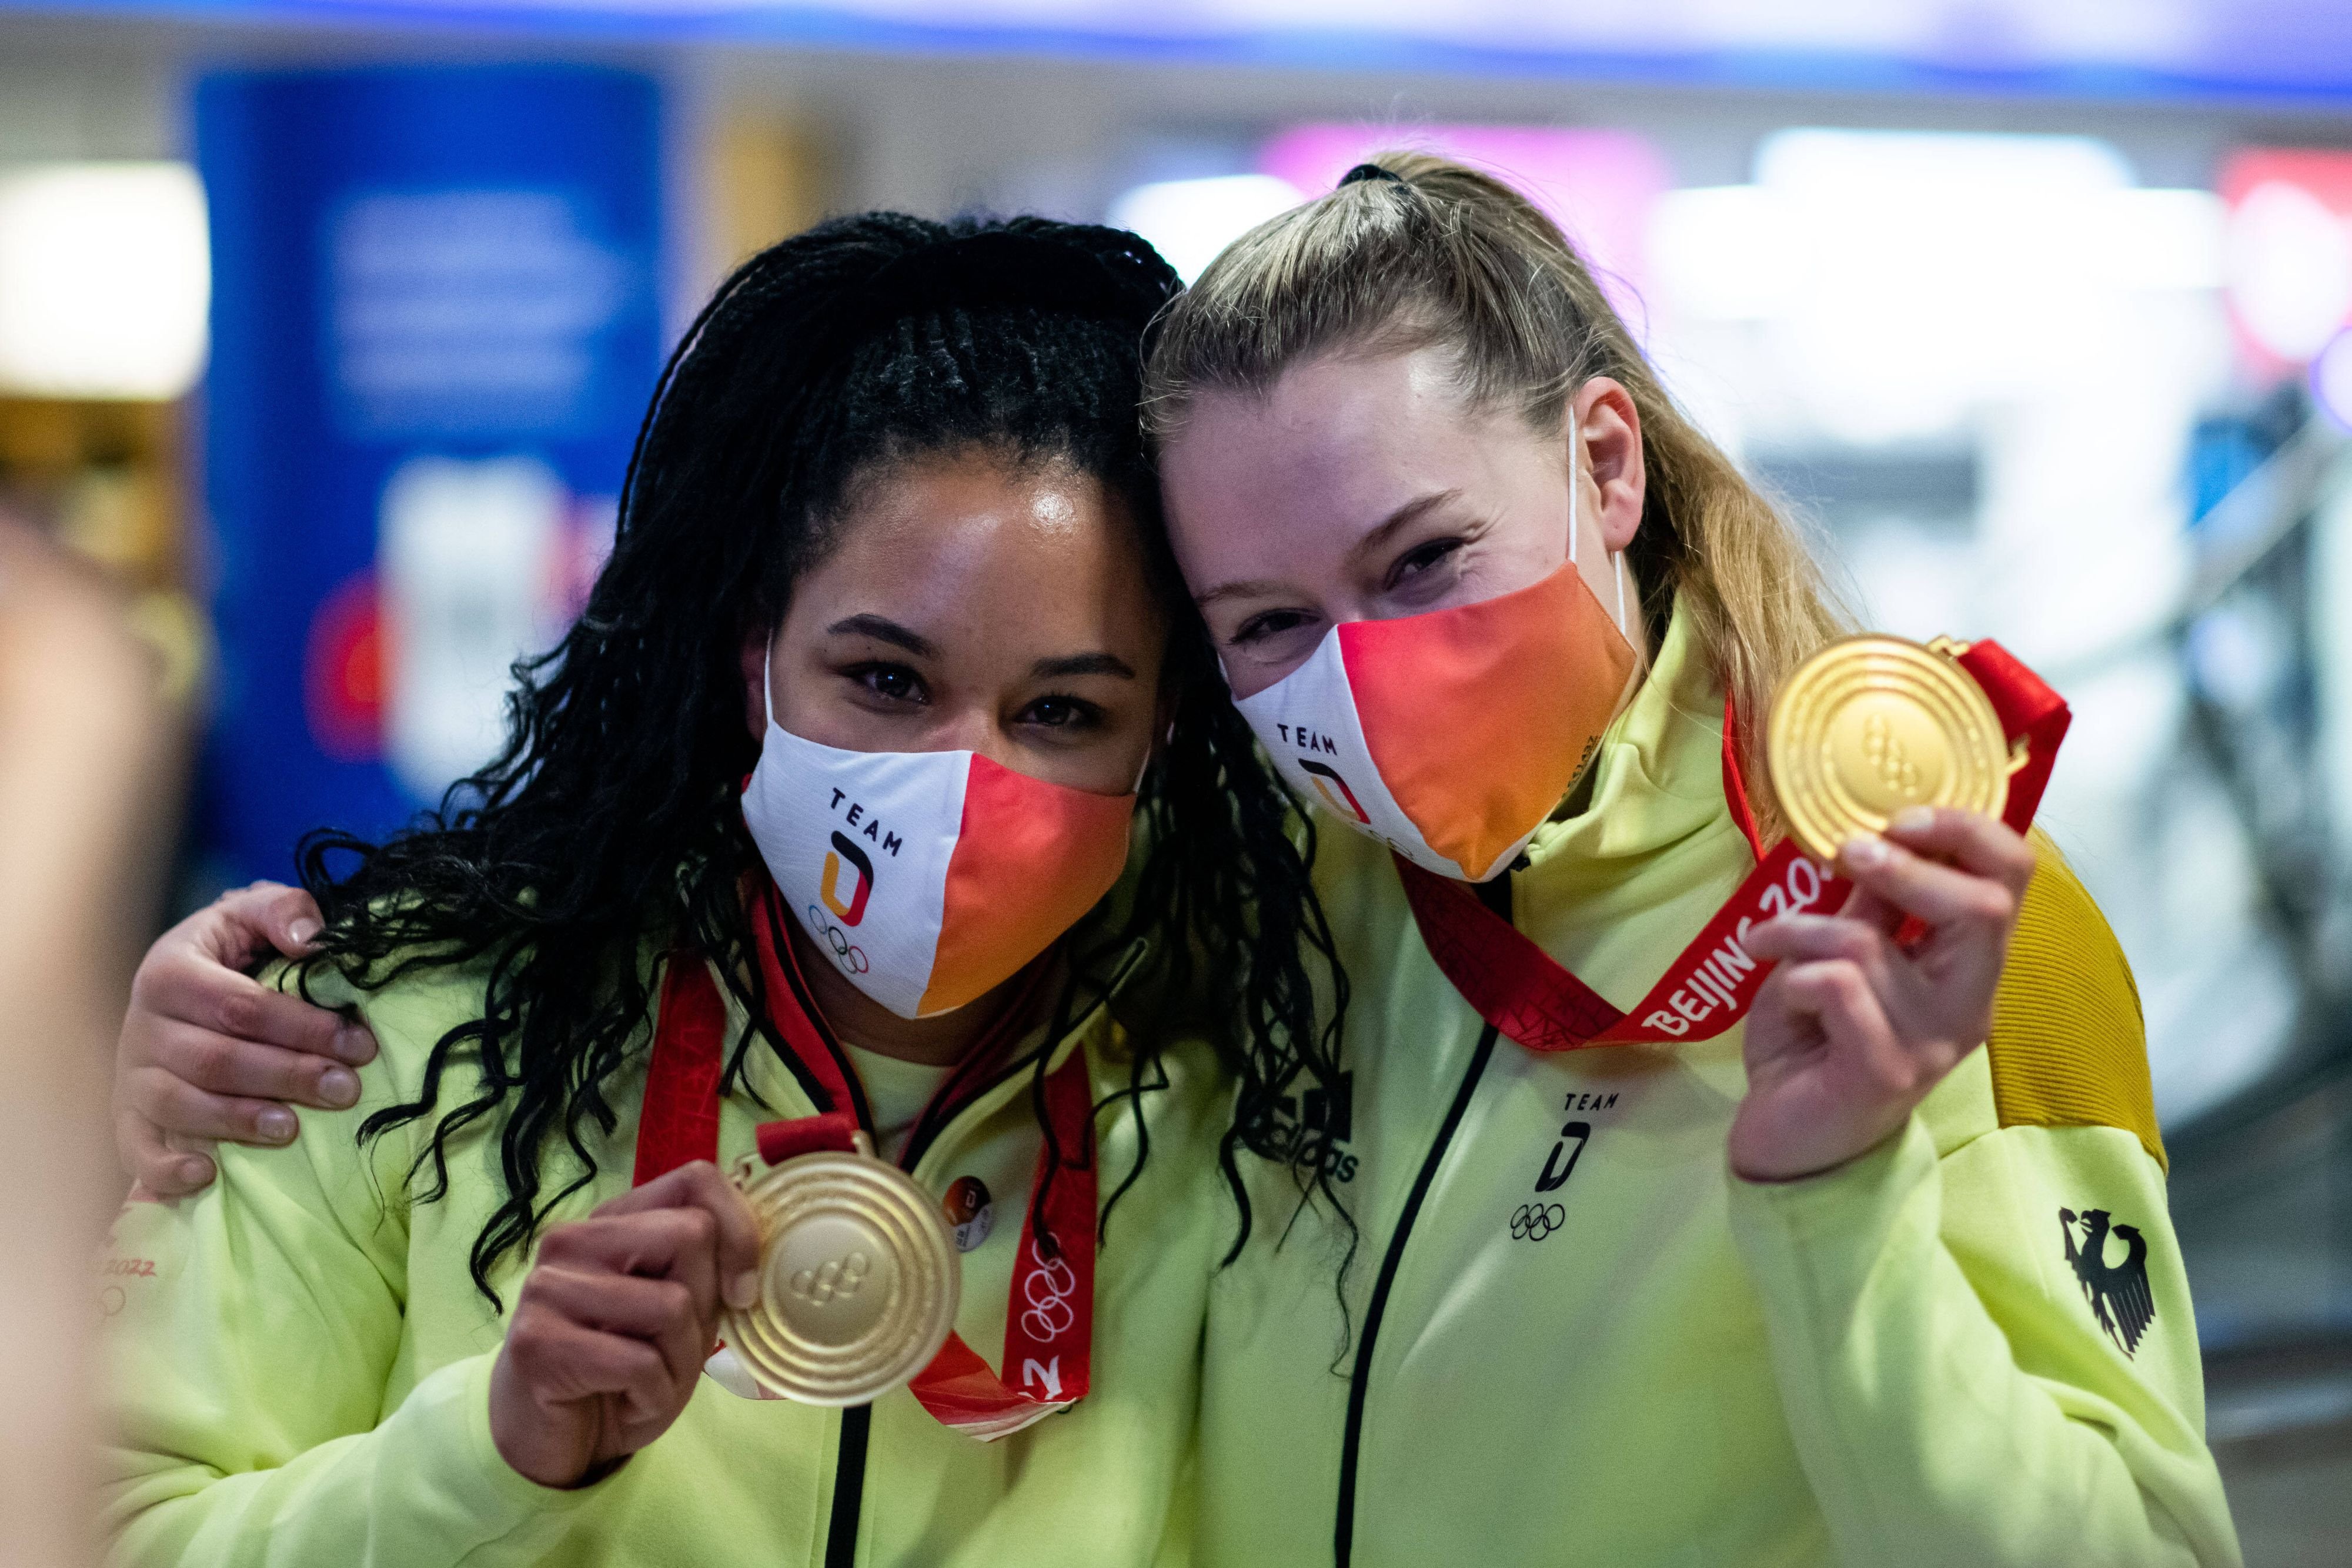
[[2060, 1208, 2155, 1358]]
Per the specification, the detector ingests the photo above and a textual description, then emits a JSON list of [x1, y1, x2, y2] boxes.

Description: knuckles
[[1790, 958, 1867, 1007], [1962, 885, 2018, 928], [504, 1302, 562, 1366], [1819, 922, 1884, 965], [213, 991, 263, 1042], [128, 937, 198, 1004], [1859, 1040, 1928, 1097], [124, 1064, 181, 1118], [673, 1205, 718, 1253], [537, 1223, 598, 1265], [649, 1278, 696, 1326], [178, 1034, 239, 1089]]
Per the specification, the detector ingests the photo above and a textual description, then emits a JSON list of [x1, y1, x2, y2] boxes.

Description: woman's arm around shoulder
[[1728, 841, 2241, 1567], [99, 962, 600, 1568]]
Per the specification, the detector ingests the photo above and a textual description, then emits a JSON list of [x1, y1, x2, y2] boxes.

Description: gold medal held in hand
[[719, 1136, 960, 1406], [1766, 634, 2014, 863]]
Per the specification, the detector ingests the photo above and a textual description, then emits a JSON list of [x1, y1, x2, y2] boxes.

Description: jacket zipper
[[1332, 872, 1510, 1567], [817, 1032, 1060, 1568], [800, 935, 1142, 1566], [803, 985, 877, 1568], [759, 884, 880, 1568]]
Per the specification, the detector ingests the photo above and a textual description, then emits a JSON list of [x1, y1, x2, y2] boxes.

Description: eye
[[846, 662, 927, 706], [1231, 607, 1322, 647], [1018, 694, 1106, 731], [1385, 536, 1465, 590]]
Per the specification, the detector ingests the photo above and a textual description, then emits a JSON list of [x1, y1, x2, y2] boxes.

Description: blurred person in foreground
[[0, 517, 178, 1568]]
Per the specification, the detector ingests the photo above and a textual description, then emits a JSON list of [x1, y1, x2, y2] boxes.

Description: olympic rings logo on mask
[[804, 904, 870, 975], [1018, 1239, 1079, 1341], [1510, 1203, 1566, 1242]]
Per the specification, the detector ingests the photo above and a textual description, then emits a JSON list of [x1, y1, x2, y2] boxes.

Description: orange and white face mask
[[741, 688, 1136, 1018], [1233, 516, 1636, 884]]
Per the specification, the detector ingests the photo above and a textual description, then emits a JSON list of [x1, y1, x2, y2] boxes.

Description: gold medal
[[1766, 634, 2013, 862], [719, 1137, 960, 1406]]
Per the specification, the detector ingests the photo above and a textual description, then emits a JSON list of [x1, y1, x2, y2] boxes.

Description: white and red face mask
[[741, 686, 1137, 1018], [1231, 478, 1637, 884]]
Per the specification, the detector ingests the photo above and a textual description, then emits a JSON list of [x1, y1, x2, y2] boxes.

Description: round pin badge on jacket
[[944, 1175, 994, 1253]]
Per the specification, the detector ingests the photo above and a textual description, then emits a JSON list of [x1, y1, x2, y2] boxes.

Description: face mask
[[1230, 466, 1636, 883], [740, 671, 1138, 1019]]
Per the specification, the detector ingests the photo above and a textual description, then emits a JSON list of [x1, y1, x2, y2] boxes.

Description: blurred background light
[[0, 162, 208, 400], [1105, 174, 1302, 283], [1259, 125, 1669, 322], [1645, 130, 2226, 446], [1646, 185, 1804, 323], [2227, 182, 2352, 363], [2221, 150, 2352, 371], [9, 0, 2352, 98]]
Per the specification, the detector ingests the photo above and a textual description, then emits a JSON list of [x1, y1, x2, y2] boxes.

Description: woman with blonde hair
[[1141, 152, 2236, 1566]]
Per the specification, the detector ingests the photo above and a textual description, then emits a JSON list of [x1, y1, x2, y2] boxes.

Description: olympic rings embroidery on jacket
[[1019, 1239, 1080, 1340], [1510, 1203, 1566, 1242], [804, 904, 870, 974]]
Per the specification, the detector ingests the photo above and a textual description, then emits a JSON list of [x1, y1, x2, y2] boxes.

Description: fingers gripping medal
[[719, 1135, 960, 1406], [1765, 634, 2022, 862]]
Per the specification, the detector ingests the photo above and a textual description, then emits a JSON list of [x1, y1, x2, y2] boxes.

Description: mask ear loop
[[760, 633, 780, 731], [1566, 414, 1580, 572], [1569, 412, 1635, 643], [1567, 416, 1631, 641]]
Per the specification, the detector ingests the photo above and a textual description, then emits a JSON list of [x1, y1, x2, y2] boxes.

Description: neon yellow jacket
[[99, 937, 1227, 1568], [1192, 610, 2241, 1567]]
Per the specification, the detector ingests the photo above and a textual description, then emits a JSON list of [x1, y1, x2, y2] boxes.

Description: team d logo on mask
[[821, 832, 876, 925], [807, 830, 876, 976], [1298, 758, 1370, 824], [741, 717, 1136, 1021]]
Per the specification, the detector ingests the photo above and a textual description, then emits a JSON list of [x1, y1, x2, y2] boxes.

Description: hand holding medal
[[488, 1162, 764, 1490], [1728, 635, 2050, 1183]]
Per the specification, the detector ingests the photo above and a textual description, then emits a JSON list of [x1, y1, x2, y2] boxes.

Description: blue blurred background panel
[[8, 0, 2351, 101], [196, 64, 663, 885]]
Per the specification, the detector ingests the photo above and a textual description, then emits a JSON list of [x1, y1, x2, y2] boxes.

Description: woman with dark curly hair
[[97, 213, 1337, 1568]]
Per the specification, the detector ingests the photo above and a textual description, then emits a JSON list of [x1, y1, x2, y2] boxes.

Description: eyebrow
[[1032, 652, 1137, 681], [1191, 489, 1466, 608], [1348, 489, 1464, 564], [829, 616, 1134, 681], [826, 614, 939, 658]]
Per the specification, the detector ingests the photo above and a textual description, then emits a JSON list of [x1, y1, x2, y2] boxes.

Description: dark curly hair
[[295, 212, 1348, 1303]]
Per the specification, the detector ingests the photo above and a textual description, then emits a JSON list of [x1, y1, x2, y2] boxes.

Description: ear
[[739, 627, 771, 744], [1566, 377, 1645, 555]]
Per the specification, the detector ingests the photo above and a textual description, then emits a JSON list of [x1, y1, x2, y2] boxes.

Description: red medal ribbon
[[1398, 639, 2068, 1053], [634, 891, 1095, 1441]]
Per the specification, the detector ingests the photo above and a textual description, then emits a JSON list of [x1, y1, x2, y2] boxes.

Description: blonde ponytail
[[1142, 152, 1850, 826]]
